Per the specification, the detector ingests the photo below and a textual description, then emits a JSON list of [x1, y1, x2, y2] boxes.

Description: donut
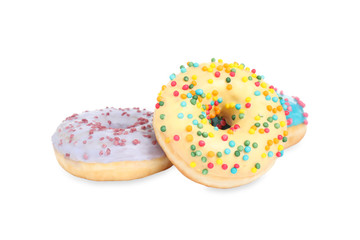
[[52, 107, 172, 181], [276, 90, 308, 148], [153, 59, 301, 188]]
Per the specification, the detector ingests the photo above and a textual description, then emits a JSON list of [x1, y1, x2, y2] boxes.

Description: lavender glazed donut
[[52, 107, 171, 181]]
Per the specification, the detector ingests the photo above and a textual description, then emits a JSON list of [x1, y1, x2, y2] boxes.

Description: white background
[[1, 0, 359, 239]]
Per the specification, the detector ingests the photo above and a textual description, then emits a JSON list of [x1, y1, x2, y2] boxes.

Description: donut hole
[[110, 123, 133, 129], [210, 116, 231, 130], [106, 116, 150, 130], [210, 108, 239, 130]]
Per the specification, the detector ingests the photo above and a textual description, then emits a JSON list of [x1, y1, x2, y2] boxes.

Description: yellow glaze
[[154, 60, 288, 188]]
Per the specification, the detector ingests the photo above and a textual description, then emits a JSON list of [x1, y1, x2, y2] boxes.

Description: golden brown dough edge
[[54, 148, 172, 181], [285, 124, 307, 149], [154, 127, 277, 189], [153, 124, 306, 189]]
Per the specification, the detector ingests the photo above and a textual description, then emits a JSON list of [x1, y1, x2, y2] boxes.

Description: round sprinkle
[[207, 151, 215, 157], [195, 89, 203, 95], [229, 140, 235, 147], [199, 140, 205, 147], [181, 101, 187, 107], [173, 135, 180, 141], [202, 169, 208, 175], [231, 168, 237, 174], [243, 155, 249, 161], [221, 135, 228, 141], [186, 134, 193, 142], [177, 113, 184, 119], [224, 148, 231, 155], [170, 73, 176, 80], [244, 146, 251, 153], [186, 125, 192, 132], [160, 126, 166, 132], [254, 90, 261, 96]]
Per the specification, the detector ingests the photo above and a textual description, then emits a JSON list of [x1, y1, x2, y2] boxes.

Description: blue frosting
[[277, 92, 306, 127]]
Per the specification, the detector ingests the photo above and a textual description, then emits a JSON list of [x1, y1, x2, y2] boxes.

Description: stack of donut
[[52, 59, 308, 188]]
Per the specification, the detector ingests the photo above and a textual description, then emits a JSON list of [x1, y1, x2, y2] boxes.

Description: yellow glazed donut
[[153, 59, 291, 188]]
